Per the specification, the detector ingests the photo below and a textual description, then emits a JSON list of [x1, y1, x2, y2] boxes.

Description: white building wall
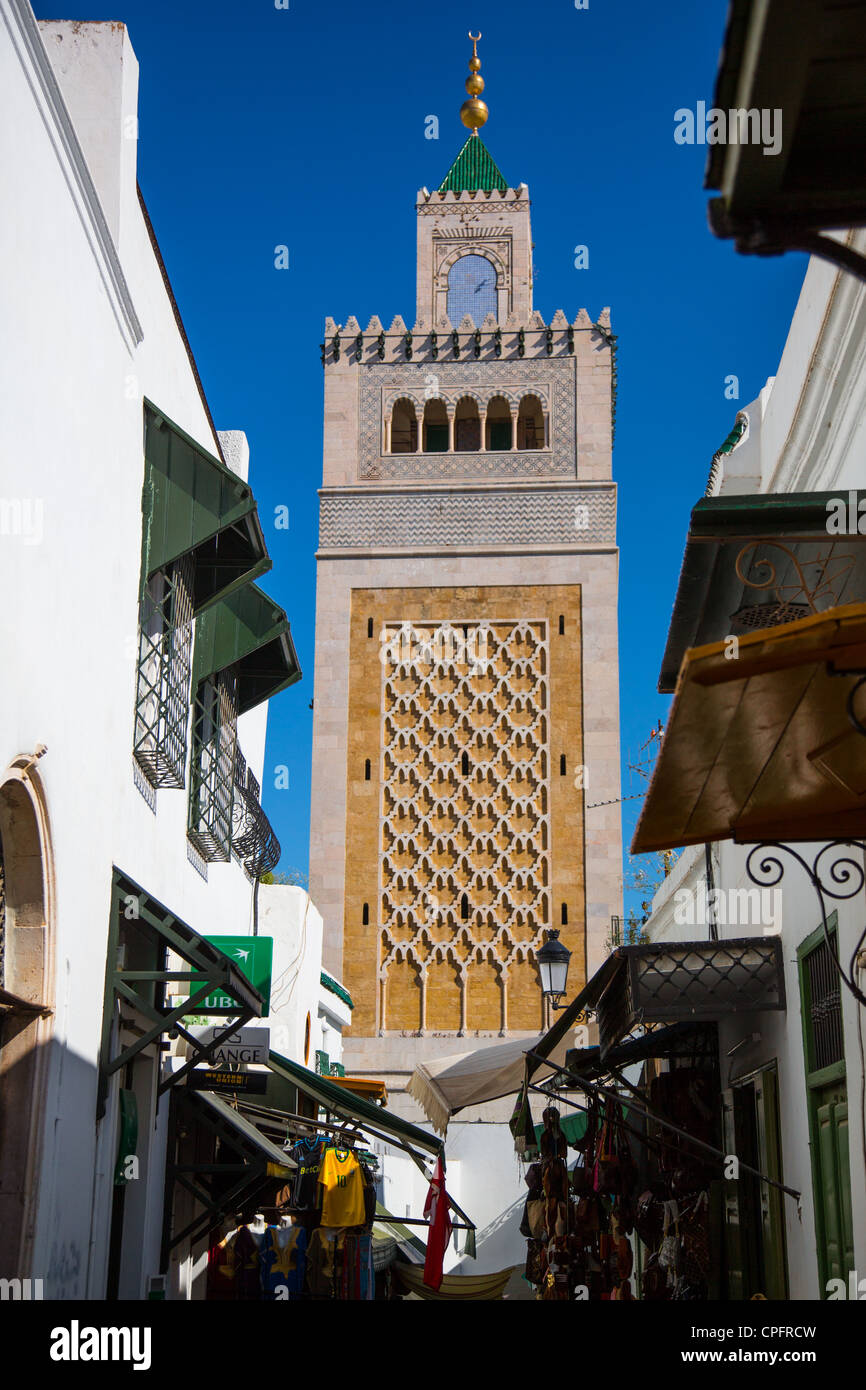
[[0, 5, 279, 1298], [646, 233, 866, 1300], [258, 884, 324, 1065]]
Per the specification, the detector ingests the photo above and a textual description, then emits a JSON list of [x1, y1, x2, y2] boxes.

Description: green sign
[[196, 936, 273, 1016]]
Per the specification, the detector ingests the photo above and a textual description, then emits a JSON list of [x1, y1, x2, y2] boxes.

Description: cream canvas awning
[[408, 1031, 576, 1136]]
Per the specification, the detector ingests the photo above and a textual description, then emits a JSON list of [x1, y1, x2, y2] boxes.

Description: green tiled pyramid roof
[[438, 133, 508, 193]]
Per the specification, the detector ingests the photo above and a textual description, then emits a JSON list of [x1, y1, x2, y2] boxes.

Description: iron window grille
[[804, 932, 844, 1071], [188, 670, 238, 861], [133, 555, 194, 788]]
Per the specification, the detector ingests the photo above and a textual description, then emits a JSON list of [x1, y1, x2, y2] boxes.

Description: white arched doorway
[[0, 755, 54, 1278]]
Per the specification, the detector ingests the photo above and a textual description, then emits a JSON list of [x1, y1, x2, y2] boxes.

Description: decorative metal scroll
[[231, 756, 281, 878], [731, 541, 854, 631], [746, 841, 866, 1009]]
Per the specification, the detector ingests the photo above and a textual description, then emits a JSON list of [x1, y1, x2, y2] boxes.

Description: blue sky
[[35, 0, 807, 914]]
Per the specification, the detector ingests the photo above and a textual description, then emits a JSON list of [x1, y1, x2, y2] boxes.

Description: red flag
[[422, 1155, 453, 1291]]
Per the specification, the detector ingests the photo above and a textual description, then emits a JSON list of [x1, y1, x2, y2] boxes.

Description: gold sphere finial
[[460, 31, 489, 134]]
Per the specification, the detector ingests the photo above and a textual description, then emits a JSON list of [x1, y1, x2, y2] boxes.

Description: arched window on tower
[[390, 398, 417, 453], [517, 394, 546, 450], [485, 395, 513, 451], [454, 397, 481, 452], [423, 398, 449, 453], [447, 253, 497, 326]]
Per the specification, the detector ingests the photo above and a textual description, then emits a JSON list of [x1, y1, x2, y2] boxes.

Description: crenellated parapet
[[321, 308, 618, 460], [415, 183, 530, 209], [321, 307, 614, 366]]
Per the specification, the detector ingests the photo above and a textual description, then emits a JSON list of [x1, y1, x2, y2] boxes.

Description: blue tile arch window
[[447, 254, 497, 326]]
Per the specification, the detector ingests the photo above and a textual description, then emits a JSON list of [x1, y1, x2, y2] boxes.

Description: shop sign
[[190, 1026, 270, 1067], [187, 1069, 268, 1095], [196, 936, 273, 1015]]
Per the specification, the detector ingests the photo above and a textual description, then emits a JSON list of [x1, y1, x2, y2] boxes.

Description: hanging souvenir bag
[[524, 1237, 546, 1286], [572, 1155, 593, 1196], [592, 1101, 614, 1193], [522, 1198, 547, 1239]]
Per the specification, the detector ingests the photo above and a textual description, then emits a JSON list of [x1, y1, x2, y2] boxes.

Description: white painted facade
[[645, 230, 866, 1299], [0, 4, 294, 1299]]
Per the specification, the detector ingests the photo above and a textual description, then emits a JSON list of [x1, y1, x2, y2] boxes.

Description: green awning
[[534, 1110, 587, 1148], [192, 582, 301, 714], [142, 401, 270, 611], [267, 1051, 443, 1157], [659, 490, 866, 693]]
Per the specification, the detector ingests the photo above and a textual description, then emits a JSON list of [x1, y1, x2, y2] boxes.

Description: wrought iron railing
[[133, 556, 194, 788], [231, 751, 281, 878]]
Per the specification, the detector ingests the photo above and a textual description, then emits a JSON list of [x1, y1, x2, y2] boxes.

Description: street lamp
[[537, 929, 572, 1010]]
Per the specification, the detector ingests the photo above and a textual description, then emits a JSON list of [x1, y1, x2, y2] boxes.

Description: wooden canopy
[[632, 602, 866, 853]]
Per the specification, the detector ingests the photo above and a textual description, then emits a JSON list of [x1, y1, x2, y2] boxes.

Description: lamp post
[[537, 929, 572, 1011]]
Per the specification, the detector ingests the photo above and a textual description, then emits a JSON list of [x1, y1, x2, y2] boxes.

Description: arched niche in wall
[[0, 756, 54, 1279]]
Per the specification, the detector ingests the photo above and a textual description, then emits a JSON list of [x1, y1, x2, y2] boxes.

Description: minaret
[[310, 36, 622, 1099]]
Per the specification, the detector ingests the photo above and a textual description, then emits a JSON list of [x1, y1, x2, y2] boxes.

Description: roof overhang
[[659, 491, 866, 693], [705, 0, 866, 278], [636, 602, 866, 851]]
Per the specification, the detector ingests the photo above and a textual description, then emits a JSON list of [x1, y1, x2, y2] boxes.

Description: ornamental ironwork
[[731, 540, 855, 631], [746, 841, 866, 1010], [596, 937, 786, 1058], [231, 753, 281, 879], [133, 555, 194, 789]]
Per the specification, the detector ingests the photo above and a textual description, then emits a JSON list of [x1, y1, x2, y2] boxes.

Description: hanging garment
[[422, 1155, 453, 1292], [232, 1224, 262, 1300], [206, 1230, 237, 1301], [318, 1146, 367, 1228], [260, 1224, 308, 1301], [341, 1233, 375, 1301], [307, 1227, 343, 1299], [290, 1136, 327, 1211], [359, 1159, 378, 1226]]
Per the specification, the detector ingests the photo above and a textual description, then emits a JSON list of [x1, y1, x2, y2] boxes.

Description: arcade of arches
[[388, 393, 548, 455]]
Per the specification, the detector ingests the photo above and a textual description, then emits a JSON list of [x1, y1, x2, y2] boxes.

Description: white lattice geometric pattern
[[379, 619, 551, 1031]]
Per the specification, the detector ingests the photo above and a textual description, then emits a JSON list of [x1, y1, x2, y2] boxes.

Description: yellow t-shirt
[[318, 1147, 367, 1228]]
